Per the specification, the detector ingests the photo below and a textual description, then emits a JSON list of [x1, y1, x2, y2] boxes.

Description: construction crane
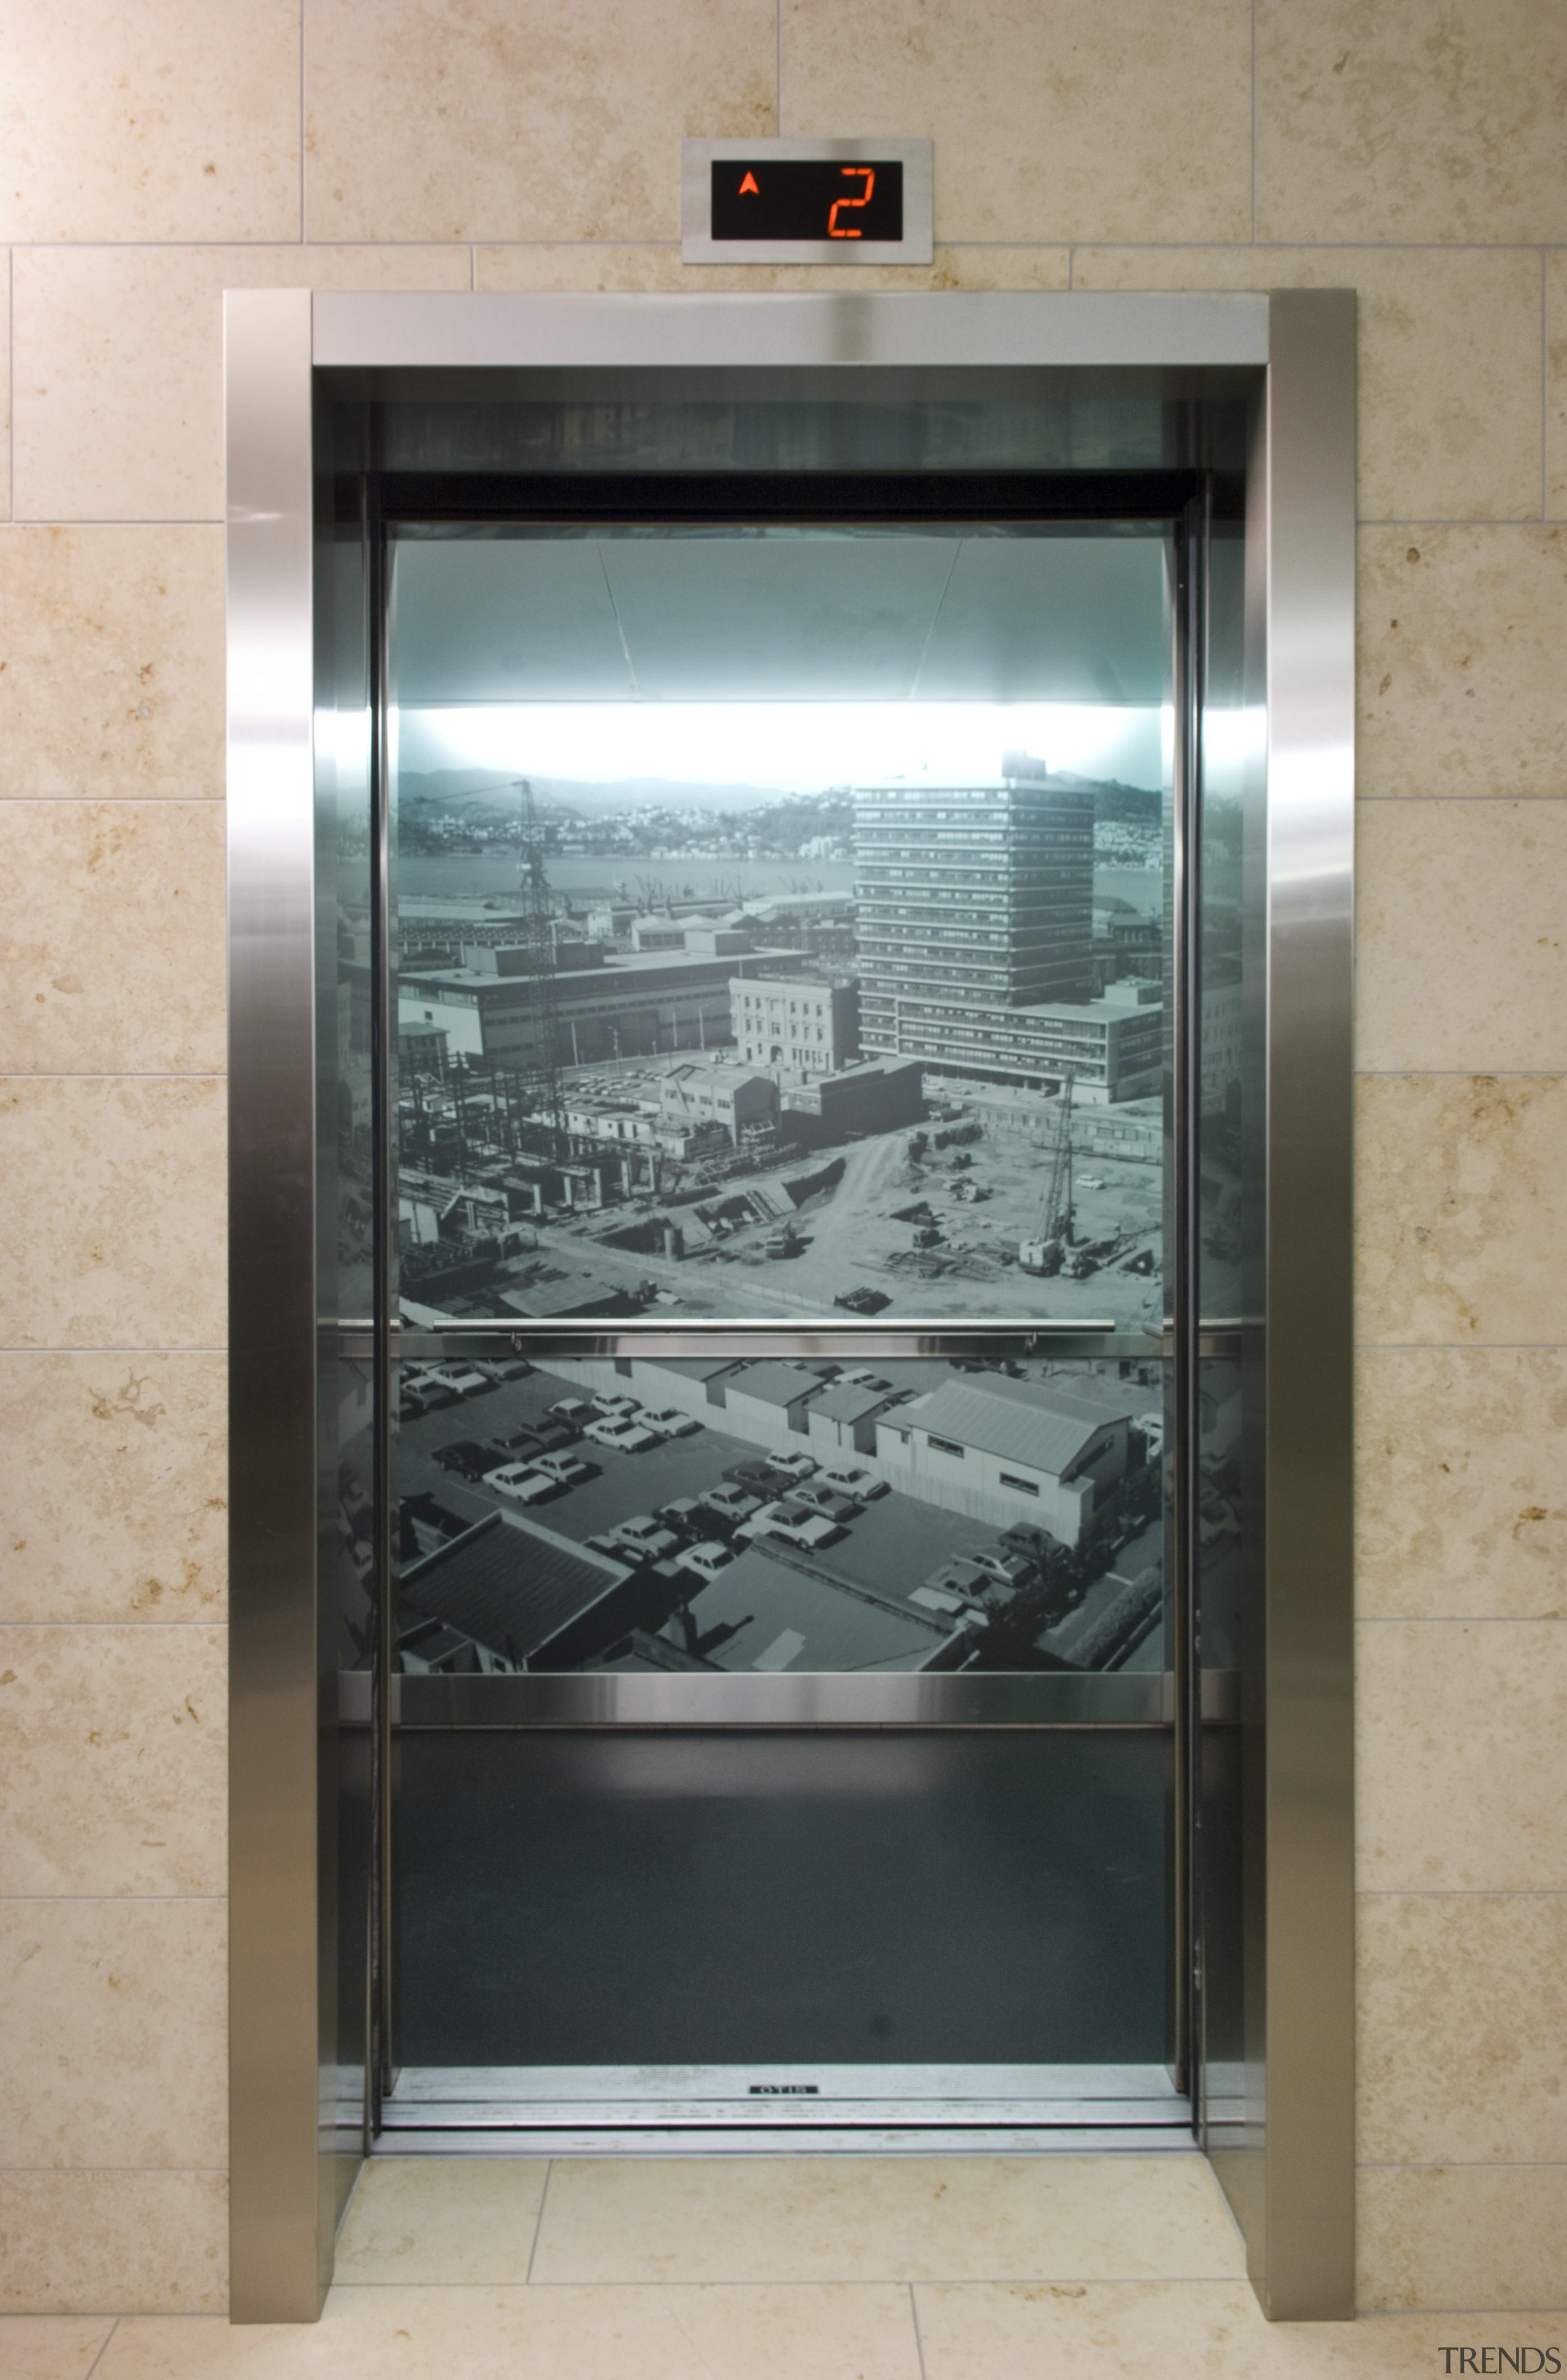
[[1019, 1072, 1075, 1276], [504, 777, 567, 1155]]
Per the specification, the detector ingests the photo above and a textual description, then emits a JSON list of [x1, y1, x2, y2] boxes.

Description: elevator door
[[343, 481, 1202, 2146]]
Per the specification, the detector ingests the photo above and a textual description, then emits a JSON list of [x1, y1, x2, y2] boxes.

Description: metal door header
[[311, 288, 1270, 373]]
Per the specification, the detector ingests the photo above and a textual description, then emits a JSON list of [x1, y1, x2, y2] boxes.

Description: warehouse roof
[[401, 1511, 629, 1663], [899, 1376, 1132, 1479]]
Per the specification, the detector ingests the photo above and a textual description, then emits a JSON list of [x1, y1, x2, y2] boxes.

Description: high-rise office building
[[855, 759, 1098, 1082]]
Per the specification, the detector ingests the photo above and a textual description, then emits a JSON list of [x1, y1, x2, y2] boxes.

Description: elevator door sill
[[376, 2063, 1193, 2153]]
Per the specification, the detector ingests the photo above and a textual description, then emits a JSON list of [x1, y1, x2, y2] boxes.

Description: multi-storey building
[[730, 970, 860, 1076], [855, 761, 1161, 1098]]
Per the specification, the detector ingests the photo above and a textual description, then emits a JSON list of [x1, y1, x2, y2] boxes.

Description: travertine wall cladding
[[1, 0, 1563, 2318]]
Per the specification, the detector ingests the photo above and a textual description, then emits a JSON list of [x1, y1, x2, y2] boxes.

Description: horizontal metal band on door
[[338, 1668, 1240, 1728], [333, 1323, 1250, 1363]]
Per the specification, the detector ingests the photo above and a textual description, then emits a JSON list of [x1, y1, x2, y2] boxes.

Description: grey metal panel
[[226, 288, 337, 2322], [343, 1324, 1176, 1362], [681, 137, 934, 266], [312, 289, 1270, 371], [338, 1667, 1238, 1729], [1210, 290, 1356, 2319], [373, 1669, 1170, 1728]]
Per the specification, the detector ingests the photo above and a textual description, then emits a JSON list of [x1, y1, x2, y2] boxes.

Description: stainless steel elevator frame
[[227, 289, 1355, 2321]]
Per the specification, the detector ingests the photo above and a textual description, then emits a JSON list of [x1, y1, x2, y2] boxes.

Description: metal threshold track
[[375, 2064, 1195, 2155]]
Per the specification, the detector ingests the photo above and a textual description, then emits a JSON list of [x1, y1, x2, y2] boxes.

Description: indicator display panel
[[711, 159, 904, 245], [682, 138, 932, 264]]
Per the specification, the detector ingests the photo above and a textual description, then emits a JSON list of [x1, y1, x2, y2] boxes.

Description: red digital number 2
[[828, 167, 875, 238]]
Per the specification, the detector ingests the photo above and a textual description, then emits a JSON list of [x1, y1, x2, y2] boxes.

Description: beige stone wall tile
[[1070, 247, 1543, 522], [1358, 2165, 1567, 2313], [102, 2285, 920, 2376], [1357, 1621, 1567, 1893], [0, 1077, 225, 1350], [1356, 802, 1567, 1074], [0, 1, 300, 244], [0, 1898, 226, 2169], [0, 805, 225, 1073], [1548, 253, 1567, 520], [1256, 1, 1567, 246], [1356, 1075, 1567, 1347], [781, 1, 1250, 246], [473, 244, 1072, 293], [1359, 528, 1567, 800], [305, 0, 776, 244], [12, 246, 472, 524], [0, 1354, 226, 1626], [1, 256, 11, 520], [911, 2278, 1487, 2373], [0, 1624, 225, 1897], [0, 2315, 118, 2375], [529, 2152, 1244, 2284], [1358, 1893, 1567, 2164], [0, 527, 224, 799], [1357, 1349, 1567, 1622], [0, 2169, 226, 2315]]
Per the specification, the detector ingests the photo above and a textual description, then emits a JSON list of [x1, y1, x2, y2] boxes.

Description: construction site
[[392, 775, 1167, 1327]]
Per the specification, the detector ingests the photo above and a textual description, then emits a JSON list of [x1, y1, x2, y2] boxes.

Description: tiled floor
[[6, 2157, 1564, 2377]]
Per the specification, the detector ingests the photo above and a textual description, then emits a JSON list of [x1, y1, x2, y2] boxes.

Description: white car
[[638, 1406, 702, 1438], [738, 1499, 843, 1552], [818, 1463, 889, 1501], [767, 1451, 818, 1484], [583, 1416, 657, 1453], [682, 1540, 734, 1584], [700, 1483, 763, 1526], [611, 1514, 680, 1560], [481, 1463, 554, 1504], [834, 1368, 891, 1393], [591, 1392, 643, 1419], [531, 1453, 592, 1488], [422, 1364, 492, 1399]]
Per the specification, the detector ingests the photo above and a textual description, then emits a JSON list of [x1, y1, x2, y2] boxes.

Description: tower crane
[[1019, 1072, 1075, 1276]]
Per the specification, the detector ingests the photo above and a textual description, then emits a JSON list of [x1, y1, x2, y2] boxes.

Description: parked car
[[834, 1368, 891, 1393], [739, 1499, 844, 1552], [787, 1483, 860, 1524], [402, 1375, 456, 1413], [967, 1546, 1035, 1592], [591, 1392, 643, 1419], [531, 1453, 593, 1488], [432, 1438, 506, 1482], [998, 1522, 1059, 1562], [723, 1460, 779, 1493], [583, 1416, 657, 1453], [638, 1406, 701, 1439], [422, 1364, 492, 1400], [923, 1557, 995, 1603], [610, 1514, 679, 1561], [818, 1462, 889, 1502], [548, 1398, 595, 1427], [654, 1497, 708, 1537], [481, 1463, 555, 1505], [832, 1287, 892, 1315], [766, 1450, 819, 1485], [681, 1540, 735, 1584], [700, 1483, 763, 1527]]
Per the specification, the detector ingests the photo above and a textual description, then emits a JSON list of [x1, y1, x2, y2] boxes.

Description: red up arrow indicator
[[738, 171, 760, 195]]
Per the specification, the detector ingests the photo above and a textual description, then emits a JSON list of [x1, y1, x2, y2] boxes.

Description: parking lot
[[394, 1362, 1009, 1614]]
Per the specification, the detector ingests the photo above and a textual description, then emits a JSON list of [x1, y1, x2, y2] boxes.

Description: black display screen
[[711, 159, 905, 244]]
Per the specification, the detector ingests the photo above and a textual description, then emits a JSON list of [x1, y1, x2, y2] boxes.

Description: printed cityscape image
[[327, 526, 1244, 1679]]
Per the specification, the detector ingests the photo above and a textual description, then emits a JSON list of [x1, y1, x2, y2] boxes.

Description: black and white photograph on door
[[375, 523, 1227, 1332], [335, 1350, 1170, 1682]]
